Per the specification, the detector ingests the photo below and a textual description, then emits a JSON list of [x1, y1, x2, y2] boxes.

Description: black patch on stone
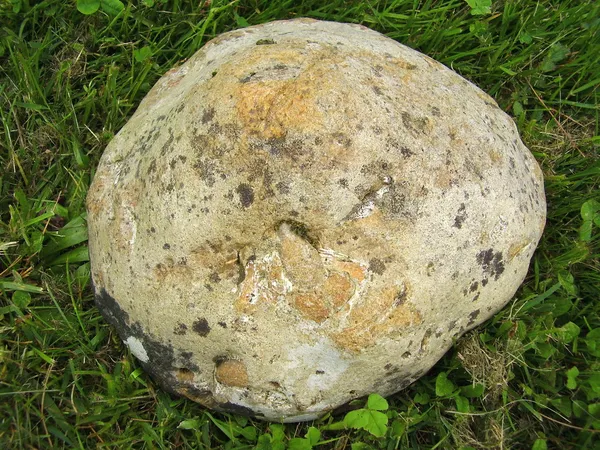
[[163, 243, 171, 250], [467, 309, 481, 326], [173, 322, 188, 335], [316, 370, 325, 375], [94, 287, 189, 398], [276, 181, 290, 194], [201, 107, 215, 124], [368, 258, 386, 275], [192, 318, 211, 336], [218, 321, 227, 328], [236, 183, 254, 208], [209, 272, 221, 283], [447, 320, 457, 331], [469, 281, 479, 292], [256, 39, 276, 45], [476, 249, 505, 280], [453, 203, 467, 229]]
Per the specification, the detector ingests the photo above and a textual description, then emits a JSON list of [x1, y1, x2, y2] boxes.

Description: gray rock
[[87, 19, 546, 422]]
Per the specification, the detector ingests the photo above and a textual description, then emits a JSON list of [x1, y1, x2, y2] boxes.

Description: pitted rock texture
[[87, 19, 546, 422]]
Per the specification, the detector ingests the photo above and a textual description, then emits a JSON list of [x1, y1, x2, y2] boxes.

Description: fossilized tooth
[[87, 18, 546, 422]]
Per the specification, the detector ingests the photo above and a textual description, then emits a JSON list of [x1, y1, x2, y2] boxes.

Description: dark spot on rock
[[384, 363, 393, 370], [192, 318, 211, 337], [218, 321, 227, 328], [447, 320, 457, 331], [481, 278, 489, 287], [276, 180, 290, 194], [472, 292, 481, 302], [94, 287, 194, 398], [430, 106, 441, 116], [316, 370, 325, 375], [435, 329, 443, 338], [453, 203, 467, 229], [218, 401, 256, 417], [174, 322, 188, 335], [469, 281, 479, 292], [201, 107, 215, 124], [401, 351, 411, 358], [338, 178, 349, 188], [467, 309, 480, 326], [147, 159, 157, 174], [369, 258, 386, 275], [163, 243, 171, 250], [150, 227, 156, 233], [372, 85, 383, 96], [400, 146, 414, 157], [209, 272, 221, 284], [256, 38, 276, 45], [236, 184, 254, 208], [204, 283, 214, 292], [393, 286, 408, 307], [476, 249, 505, 280], [211, 70, 218, 77]]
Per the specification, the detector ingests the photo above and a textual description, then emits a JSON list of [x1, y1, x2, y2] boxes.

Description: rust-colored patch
[[216, 359, 249, 387], [508, 240, 531, 261], [176, 368, 195, 382], [330, 285, 422, 353], [329, 259, 367, 284], [488, 149, 503, 165], [278, 224, 325, 287], [236, 80, 319, 139], [323, 271, 355, 308], [291, 292, 330, 323]]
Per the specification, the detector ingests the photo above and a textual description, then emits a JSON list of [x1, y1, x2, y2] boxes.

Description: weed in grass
[[1, 0, 599, 448]]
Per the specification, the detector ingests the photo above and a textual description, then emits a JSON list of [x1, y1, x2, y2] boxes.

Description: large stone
[[87, 19, 546, 422]]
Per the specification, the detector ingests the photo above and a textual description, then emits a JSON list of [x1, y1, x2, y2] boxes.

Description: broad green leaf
[[289, 438, 312, 450], [460, 384, 485, 398], [557, 322, 580, 343], [589, 374, 600, 395], [241, 426, 257, 441], [588, 403, 600, 418], [12, 290, 31, 309], [550, 397, 572, 417], [581, 200, 600, 222], [77, 0, 100, 14], [270, 424, 285, 442], [351, 444, 372, 450], [306, 427, 320, 445], [455, 395, 470, 413], [535, 342, 556, 359], [235, 13, 250, 28], [585, 329, 600, 357], [436, 372, 456, 397], [541, 43, 570, 72], [390, 420, 405, 438], [557, 271, 576, 296], [101, 0, 125, 16], [134, 46, 153, 63], [177, 418, 200, 430], [466, 0, 491, 15], [519, 32, 533, 44], [344, 409, 388, 437], [567, 366, 579, 389], [414, 392, 430, 404], [367, 393, 388, 411], [532, 439, 547, 450]]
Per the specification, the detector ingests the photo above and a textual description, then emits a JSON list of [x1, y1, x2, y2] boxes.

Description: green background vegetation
[[1, 0, 599, 448]]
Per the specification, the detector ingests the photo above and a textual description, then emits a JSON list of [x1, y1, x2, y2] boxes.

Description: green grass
[[1, 0, 599, 448]]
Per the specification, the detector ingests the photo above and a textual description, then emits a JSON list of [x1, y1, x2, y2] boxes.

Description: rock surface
[[87, 19, 546, 422]]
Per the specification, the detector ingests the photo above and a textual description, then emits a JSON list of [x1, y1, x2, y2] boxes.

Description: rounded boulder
[[87, 19, 546, 422]]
